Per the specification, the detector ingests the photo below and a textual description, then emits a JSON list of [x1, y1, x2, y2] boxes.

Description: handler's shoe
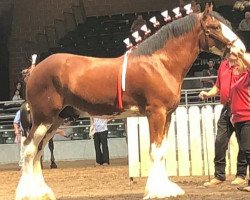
[[102, 163, 109, 166], [204, 178, 223, 187], [231, 177, 246, 185], [237, 186, 250, 192], [94, 162, 101, 166]]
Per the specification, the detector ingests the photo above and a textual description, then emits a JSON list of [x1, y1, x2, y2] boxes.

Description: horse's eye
[[215, 26, 221, 31]]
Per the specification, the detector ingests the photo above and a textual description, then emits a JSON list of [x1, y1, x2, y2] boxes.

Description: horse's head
[[199, 4, 246, 57]]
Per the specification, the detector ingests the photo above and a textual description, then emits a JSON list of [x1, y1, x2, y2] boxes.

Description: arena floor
[[0, 158, 249, 200]]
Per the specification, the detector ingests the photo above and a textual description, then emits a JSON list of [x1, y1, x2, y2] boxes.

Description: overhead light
[[149, 16, 160, 27], [140, 24, 151, 35], [123, 38, 133, 49], [172, 7, 182, 18], [161, 10, 171, 22], [132, 31, 142, 43], [184, 4, 193, 15]]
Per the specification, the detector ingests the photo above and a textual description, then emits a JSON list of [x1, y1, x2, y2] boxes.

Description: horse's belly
[[78, 106, 142, 119]]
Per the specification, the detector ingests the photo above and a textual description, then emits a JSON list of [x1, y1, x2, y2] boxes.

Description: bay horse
[[16, 5, 246, 200]]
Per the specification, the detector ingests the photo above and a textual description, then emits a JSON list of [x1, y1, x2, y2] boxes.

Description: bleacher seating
[[0, 100, 127, 144], [0, 100, 23, 144]]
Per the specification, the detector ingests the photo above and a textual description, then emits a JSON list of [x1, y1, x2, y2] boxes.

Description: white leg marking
[[16, 124, 56, 200], [144, 138, 184, 199]]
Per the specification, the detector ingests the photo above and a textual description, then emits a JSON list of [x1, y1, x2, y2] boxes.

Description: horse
[[16, 5, 246, 200]]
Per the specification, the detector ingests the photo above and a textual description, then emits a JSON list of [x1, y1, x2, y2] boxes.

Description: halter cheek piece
[[200, 18, 238, 54]]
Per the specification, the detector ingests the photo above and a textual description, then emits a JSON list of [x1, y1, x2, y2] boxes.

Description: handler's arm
[[230, 46, 250, 69], [198, 85, 219, 100], [240, 52, 250, 69]]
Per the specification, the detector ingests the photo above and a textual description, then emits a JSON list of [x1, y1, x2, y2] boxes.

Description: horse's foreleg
[[144, 110, 184, 199], [15, 123, 54, 200]]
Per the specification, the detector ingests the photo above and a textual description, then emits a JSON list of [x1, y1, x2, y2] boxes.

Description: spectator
[[13, 81, 24, 99], [91, 118, 110, 166], [201, 60, 217, 88], [130, 15, 146, 33], [12, 89, 22, 101], [233, 0, 250, 12], [238, 11, 250, 31], [13, 110, 25, 167], [191, 0, 201, 13], [199, 52, 247, 187], [15, 81, 22, 91]]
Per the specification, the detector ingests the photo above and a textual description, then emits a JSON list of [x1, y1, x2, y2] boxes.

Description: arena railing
[[180, 75, 220, 108], [0, 76, 219, 144]]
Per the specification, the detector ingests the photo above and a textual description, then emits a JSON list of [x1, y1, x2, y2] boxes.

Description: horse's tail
[[21, 54, 38, 82], [20, 102, 32, 137]]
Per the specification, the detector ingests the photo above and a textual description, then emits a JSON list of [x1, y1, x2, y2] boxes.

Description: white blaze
[[220, 22, 246, 52]]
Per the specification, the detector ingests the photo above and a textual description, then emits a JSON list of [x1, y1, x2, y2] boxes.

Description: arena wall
[[0, 0, 236, 96], [0, 138, 127, 164]]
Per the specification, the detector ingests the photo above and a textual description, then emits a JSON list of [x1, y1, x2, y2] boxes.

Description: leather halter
[[200, 18, 237, 52]]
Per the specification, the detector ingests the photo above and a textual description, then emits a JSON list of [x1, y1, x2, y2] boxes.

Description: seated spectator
[[13, 81, 24, 99], [201, 60, 217, 88], [238, 11, 250, 31], [12, 89, 22, 101], [191, 0, 201, 13], [233, 0, 250, 12], [130, 15, 146, 33]]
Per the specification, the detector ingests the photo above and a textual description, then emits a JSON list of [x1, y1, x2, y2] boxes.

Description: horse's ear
[[209, 3, 213, 12], [202, 3, 212, 18]]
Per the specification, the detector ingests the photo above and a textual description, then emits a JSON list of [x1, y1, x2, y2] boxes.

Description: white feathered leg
[[15, 124, 56, 200], [144, 138, 184, 199]]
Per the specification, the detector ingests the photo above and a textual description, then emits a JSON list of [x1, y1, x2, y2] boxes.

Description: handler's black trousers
[[94, 130, 109, 165], [214, 106, 247, 181], [235, 121, 250, 185]]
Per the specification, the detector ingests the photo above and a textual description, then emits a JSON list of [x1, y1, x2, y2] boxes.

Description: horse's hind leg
[[48, 138, 57, 169], [143, 108, 184, 199], [32, 119, 62, 200], [15, 121, 59, 200]]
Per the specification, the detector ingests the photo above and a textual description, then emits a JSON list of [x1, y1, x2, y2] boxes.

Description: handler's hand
[[230, 45, 244, 58], [198, 91, 209, 100]]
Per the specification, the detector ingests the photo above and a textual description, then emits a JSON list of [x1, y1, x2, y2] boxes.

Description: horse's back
[[26, 53, 124, 114]]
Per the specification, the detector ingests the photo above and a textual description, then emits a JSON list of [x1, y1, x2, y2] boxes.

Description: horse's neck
[[160, 28, 201, 82]]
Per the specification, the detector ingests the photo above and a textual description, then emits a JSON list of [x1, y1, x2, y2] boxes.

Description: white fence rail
[[127, 105, 239, 177]]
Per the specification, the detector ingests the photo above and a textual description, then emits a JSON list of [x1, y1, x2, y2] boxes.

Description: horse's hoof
[[16, 192, 56, 200], [16, 175, 56, 200], [237, 186, 250, 192], [16, 194, 55, 200], [50, 162, 57, 169], [143, 180, 185, 199]]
